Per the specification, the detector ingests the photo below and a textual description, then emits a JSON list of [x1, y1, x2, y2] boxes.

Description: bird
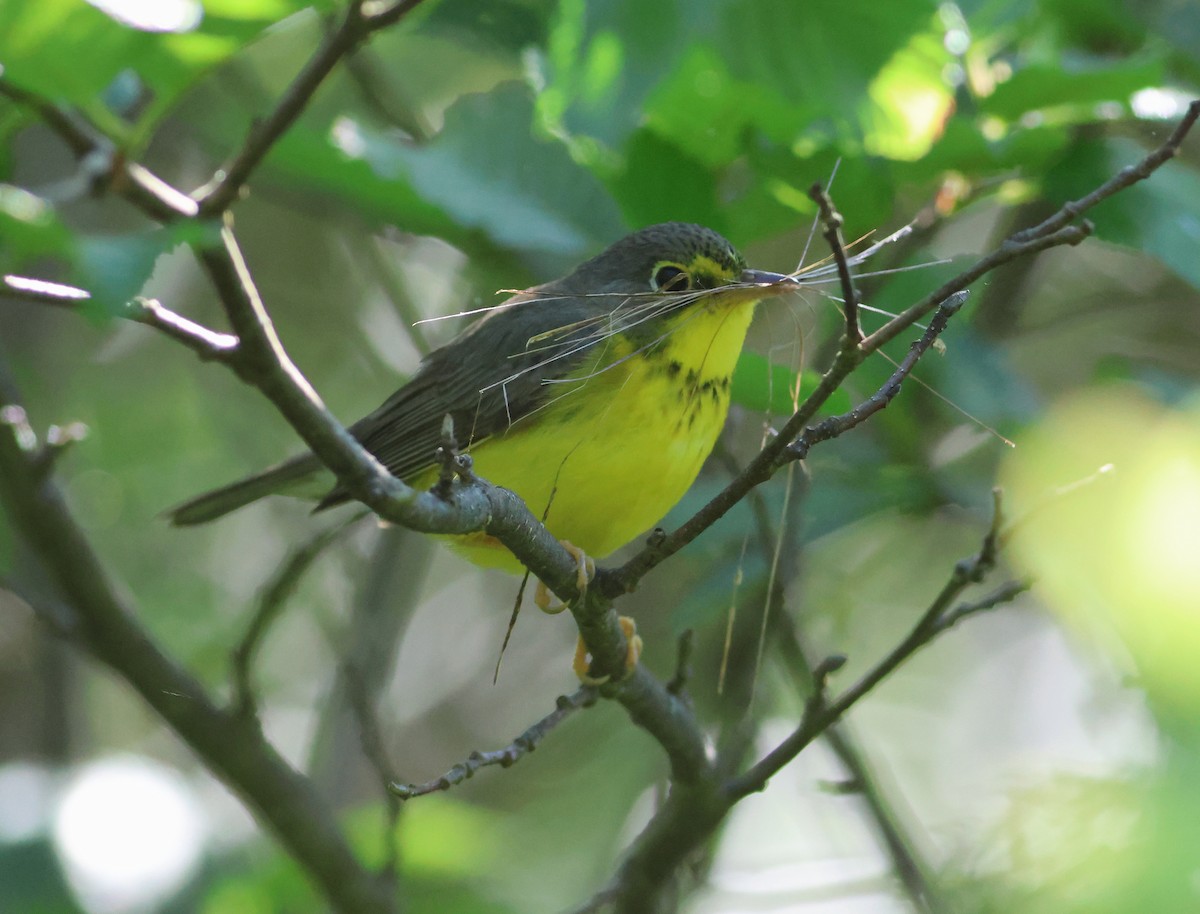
[[169, 222, 795, 675]]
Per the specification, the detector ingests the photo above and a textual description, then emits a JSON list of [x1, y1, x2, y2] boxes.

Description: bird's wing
[[321, 288, 602, 506]]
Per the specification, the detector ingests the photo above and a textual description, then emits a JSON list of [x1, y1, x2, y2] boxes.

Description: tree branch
[[193, 0, 430, 215], [787, 290, 968, 461], [603, 100, 1200, 595], [231, 519, 359, 718], [0, 371, 397, 914], [2, 277, 237, 360], [5, 57, 1197, 914], [727, 491, 1017, 799], [0, 80, 198, 220], [731, 459, 945, 914], [809, 182, 863, 346], [390, 687, 598, 799]]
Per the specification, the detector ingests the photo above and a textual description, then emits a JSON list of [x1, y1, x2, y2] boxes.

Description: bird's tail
[[167, 454, 324, 526]]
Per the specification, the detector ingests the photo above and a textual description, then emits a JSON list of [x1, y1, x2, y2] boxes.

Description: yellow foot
[[534, 540, 595, 614], [574, 616, 643, 685]]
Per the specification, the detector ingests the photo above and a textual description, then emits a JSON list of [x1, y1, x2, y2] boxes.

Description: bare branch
[[0, 369, 397, 914], [231, 519, 360, 718], [3, 276, 237, 360], [809, 182, 863, 346], [0, 81, 198, 220], [666, 629, 695, 696], [729, 453, 946, 914], [727, 494, 1016, 800], [342, 661, 403, 886], [604, 102, 1200, 595], [193, 0, 431, 215], [1010, 99, 1200, 245], [390, 687, 598, 799], [788, 290, 969, 461]]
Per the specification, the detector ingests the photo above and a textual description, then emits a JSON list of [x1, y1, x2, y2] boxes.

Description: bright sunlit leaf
[[1002, 387, 1200, 717]]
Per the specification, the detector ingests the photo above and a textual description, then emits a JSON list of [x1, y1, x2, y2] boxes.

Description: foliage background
[[1, 0, 1199, 912]]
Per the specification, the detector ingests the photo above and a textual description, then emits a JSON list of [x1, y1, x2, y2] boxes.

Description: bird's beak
[[739, 269, 798, 286]]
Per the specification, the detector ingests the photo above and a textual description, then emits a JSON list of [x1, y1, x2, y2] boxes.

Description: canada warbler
[[170, 222, 796, 572]]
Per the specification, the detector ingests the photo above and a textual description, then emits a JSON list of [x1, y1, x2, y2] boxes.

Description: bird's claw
[[574, 616, 642, 685], [534, 540, 595, 614]]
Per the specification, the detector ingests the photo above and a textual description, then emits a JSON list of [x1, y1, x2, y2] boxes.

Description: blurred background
[[1, 0, 1199, 912]]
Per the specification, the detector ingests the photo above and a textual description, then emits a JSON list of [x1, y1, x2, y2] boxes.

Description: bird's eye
[[652, 265, 691, 292]]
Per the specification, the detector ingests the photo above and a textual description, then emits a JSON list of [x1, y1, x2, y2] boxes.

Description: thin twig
[[231, 520, 357, 717], [389, 687, 598, 799], [193, 0, 431, 215], [0, 81, 198, 220], [2, 276, 237, 359], [809, 183, 863, 346], [0, 371, 397, 914], [610, 214, 1098, 590], [726, 494, 1014, 799], [1012, 101, 1200, 245], [730, 452, 944, 914], [342, 662, 403, 884], [788, 291, 968, 461], [607, 106, 1200, 593], [666, 629, 694, 696]]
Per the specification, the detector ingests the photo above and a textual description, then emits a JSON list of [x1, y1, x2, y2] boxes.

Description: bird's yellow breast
[[444, 296, 759, 571]]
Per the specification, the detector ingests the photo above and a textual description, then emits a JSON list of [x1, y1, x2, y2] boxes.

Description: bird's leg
[[533, 540, 594, 614], [573, 616, 642, 685]]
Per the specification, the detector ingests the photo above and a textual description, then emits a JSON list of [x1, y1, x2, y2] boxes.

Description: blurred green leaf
[[201, 852, 322, 914], [537, 0, 699, 151], [265, 124, 459, 239], [980, 56, 1166, 121], [0, 838, 83, 914], [73, 221, 221, 317], [606, 130, 722, 230], [0, 184, 73, 269], [0, 0, 311, 138], [715, 0, 934, 139], [1041, 0, 1149, 53], [741, 144, 897, 242], [345, 797, 498, 878], [337, 84, 626, 255]]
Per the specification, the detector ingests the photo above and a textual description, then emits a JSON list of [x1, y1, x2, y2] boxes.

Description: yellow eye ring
[[652, 264, 691, 292]]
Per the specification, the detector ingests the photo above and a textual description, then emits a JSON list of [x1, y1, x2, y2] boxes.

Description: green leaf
[[980, 56, 1166, 121], [265, 123, 460, 240], [536, 0, 699, 151], [740, 143, 897, 244], [642, 46, 800, 168], [714, 0, 935, 140], [0, 184, 73, 269], [336, 84, 626, 256], [344, 798, 498, 878], [72, 221, 221, 318], [606, 130, 722, 230], [0, 0, 309, 137]]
